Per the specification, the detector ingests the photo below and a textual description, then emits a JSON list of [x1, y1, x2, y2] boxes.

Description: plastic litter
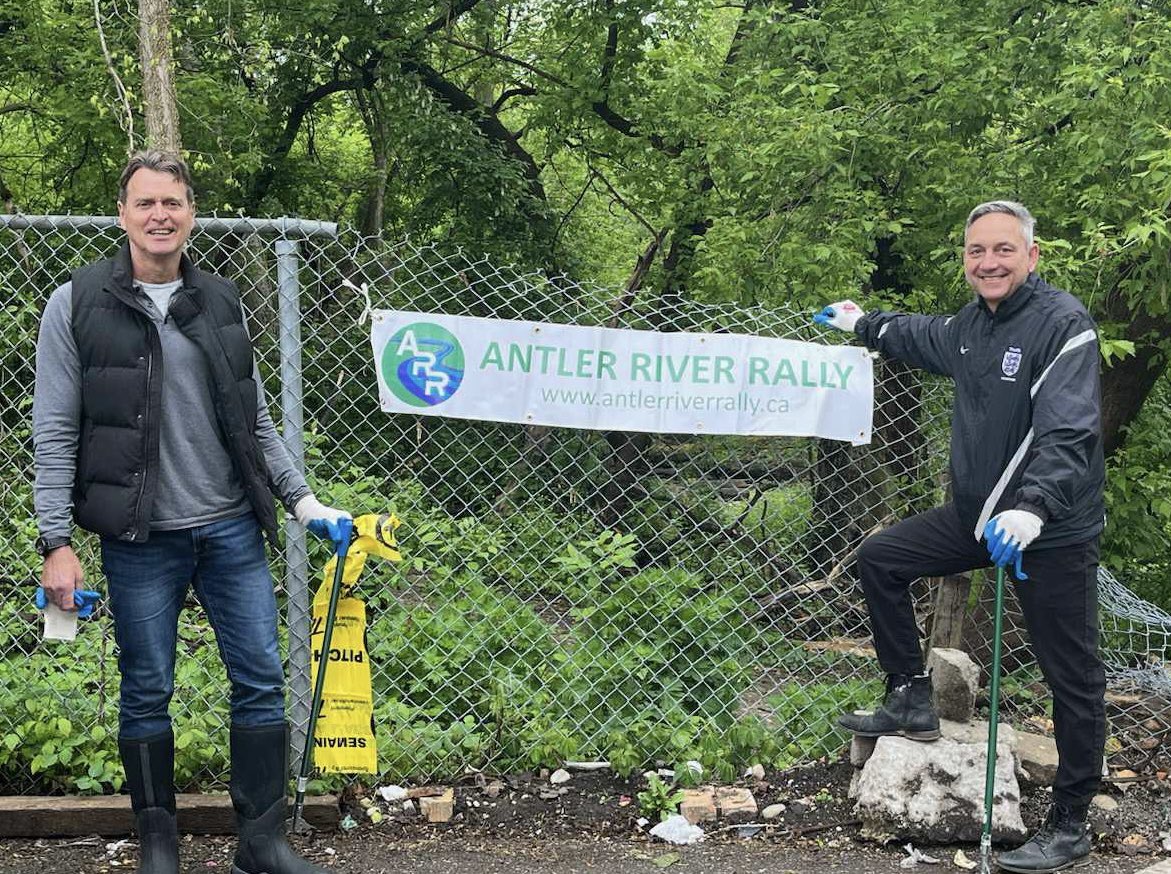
[[649, 814, 705, 845], [900, 844, 940, 868], [953, 848, 977, 870], [378, 784, 407, 802]]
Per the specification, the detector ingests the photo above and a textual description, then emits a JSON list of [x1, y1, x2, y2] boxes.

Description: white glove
[[984, 509, 1044, 573], [813, 300, 863, 332], [293, 495, 352, 544]]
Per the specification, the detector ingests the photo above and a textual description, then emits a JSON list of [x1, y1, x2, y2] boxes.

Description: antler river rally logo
[[381, 322, 465, 407]]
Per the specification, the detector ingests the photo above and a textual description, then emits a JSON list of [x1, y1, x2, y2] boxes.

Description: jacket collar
[[104, 242, 199, 306], [976, 272, 1039, 322]]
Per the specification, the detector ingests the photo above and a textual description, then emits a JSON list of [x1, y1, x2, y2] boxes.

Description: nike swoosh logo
[[960, 346, 969, 355]]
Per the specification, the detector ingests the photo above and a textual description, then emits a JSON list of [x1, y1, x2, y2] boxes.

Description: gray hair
[[966, 200, 1035, 248], [117, 150, 195, 205]]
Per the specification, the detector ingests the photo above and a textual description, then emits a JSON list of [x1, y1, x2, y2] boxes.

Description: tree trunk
[[1099, 309, 1170, 458], [138, 0, 182, 152], [355, 89, 391, 239], [927, 573, 972, 654], [0, 171, 13, 212]]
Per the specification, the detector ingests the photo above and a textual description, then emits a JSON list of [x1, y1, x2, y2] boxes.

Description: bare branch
[[442, 36, 570, 87], [93, 0, 135, 154], [592, 166, 658, 238], [491, 86, 537, 112], [589, 100, 682, 156], [423, 0, 484, 36], [245, 72, 372, 210], [552, 170, 596, 248]]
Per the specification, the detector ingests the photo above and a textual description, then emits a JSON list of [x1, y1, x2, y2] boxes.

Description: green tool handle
[[292, 540, 351, 833], [981, 564, 1007, 867]]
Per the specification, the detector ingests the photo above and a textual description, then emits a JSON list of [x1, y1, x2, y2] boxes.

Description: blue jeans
[[101, 513, 286, 739]]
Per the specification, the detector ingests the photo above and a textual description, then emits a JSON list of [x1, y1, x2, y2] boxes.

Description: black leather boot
[[997, 802, 1091, 872], [229, 722, 327, 874], [119, 730, 179, 874], [838, 672, 941, 740]]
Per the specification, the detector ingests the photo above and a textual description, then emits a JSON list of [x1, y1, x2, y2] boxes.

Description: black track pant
[[856, 503, 1105, 808]]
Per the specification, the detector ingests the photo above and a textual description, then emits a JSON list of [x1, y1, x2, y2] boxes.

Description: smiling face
[[963, 212, 1039, 312], [117, 167, 194, 282]]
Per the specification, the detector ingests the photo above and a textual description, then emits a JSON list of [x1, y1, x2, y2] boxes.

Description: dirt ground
[[2, 758, 1168, 874]]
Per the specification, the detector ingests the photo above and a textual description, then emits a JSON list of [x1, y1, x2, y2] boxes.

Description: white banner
[[370, 311, 873, 444]]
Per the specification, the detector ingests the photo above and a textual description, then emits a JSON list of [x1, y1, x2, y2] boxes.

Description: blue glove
[[36, 588, 101, 619], [316, 515, 354, 556], [294, 495, 354, 553], [812, 300, 863, 332], [982, 510, 1043, 581]]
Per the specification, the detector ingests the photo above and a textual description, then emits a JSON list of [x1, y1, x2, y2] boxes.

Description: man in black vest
[[33, 151, 349, 874]]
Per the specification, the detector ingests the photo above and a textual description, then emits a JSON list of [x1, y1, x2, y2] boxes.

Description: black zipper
[[128, 301, 162, 541]]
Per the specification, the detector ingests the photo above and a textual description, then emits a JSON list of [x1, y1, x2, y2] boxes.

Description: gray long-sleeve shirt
[[33, 281, 310, 540]]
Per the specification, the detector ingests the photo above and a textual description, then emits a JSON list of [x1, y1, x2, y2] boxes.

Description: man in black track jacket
[[814, 201, 1106, 873]]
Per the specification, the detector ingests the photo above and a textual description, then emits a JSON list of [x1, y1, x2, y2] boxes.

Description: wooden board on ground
[[0, 793, 339, 837]]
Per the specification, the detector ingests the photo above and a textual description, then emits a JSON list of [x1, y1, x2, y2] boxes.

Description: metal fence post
[[275, 238, 311, 769]]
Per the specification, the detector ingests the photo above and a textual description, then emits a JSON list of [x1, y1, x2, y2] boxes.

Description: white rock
[[1016, 732, 1059, 786], [549, 768, 572, 785], [1091, 794, 1118, 812], [850, 734, 878, 768], [744, 763, 765, 780], [928, 648, 980, 722], [762, 803, 786, 819], [854, 725, 1026, 843]]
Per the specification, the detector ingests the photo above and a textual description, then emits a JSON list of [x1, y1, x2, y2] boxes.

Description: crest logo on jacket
[[1001, 346, 1022, 378]]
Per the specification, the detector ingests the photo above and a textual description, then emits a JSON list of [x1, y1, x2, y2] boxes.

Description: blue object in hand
[[982, 519, 1029, 581], [35, 588, 102, 619], [308, 515, 354, 556], [813, 306, 835, 326]]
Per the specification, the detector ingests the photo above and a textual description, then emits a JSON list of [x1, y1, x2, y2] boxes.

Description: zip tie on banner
[[342, 277, 372, 325]]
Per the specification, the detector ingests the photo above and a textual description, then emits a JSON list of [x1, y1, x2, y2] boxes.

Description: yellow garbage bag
[[310, 513, 401, 774]]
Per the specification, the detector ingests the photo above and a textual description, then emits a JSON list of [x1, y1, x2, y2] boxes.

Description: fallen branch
[[564, 761, 612, 772], [752, 514, 895, 617]]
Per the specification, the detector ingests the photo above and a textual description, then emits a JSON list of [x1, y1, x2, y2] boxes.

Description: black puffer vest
[[70, 243, 279, 544]]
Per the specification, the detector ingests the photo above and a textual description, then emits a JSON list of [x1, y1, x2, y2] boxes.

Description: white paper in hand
[[43, 602, 79, 641]]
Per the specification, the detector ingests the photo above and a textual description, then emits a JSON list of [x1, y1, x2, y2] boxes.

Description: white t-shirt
[[136, 278, 183, 319]]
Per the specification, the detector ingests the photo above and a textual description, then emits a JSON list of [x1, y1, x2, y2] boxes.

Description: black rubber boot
[[119, 730, 179, 874], [837, 672, 941, 740], [997, 802, 1091, 872], [229, 722, 326, 874]]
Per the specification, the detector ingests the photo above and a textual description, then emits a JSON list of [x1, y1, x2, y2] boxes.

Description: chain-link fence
[[1, 216, 1168, 796]]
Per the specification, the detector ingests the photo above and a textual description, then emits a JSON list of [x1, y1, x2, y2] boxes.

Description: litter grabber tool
[[291, 513, 401, 833], [292, 514, 354, 835], [980, 563, 1007, 874]]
